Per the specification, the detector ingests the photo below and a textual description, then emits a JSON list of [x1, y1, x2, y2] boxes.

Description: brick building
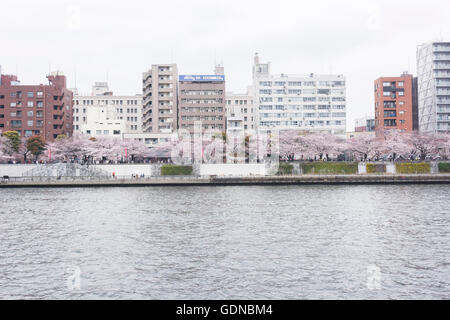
[[178, 67, 226, 134], [0, 71, 73, 141], [374, 73, 418, 135]]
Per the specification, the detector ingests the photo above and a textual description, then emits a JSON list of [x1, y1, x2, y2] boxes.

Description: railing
[[1, 175, 207, 183]]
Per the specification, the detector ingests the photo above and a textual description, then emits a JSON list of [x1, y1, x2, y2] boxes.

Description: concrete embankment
[[1, 174, 450, 188]]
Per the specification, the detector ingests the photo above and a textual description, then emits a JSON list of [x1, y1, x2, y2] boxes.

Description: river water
[[0, 185, 449, 299]]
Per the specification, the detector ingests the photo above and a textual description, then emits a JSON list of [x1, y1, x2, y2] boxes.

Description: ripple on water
[[0, 185, 449, 299]]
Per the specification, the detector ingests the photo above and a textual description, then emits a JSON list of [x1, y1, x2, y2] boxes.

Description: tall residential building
[[142, 64, 178, 134], [226, 87, 255, 134], [252, 53, 347, 136], [354, 116, 375, 132], [0, 71, 73, 141], [417, 42, 450, 133], [72, 82, 143, 138], [178, 67, 226, 134], [374, 73, 418, 134]]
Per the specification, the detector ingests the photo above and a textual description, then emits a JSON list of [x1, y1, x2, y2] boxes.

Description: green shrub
[[395, 163, 430, 174], [277, 162, 294, 175], [438, 163, 450, 173], [302, 162, 358, 175], [366, 163, 386, 174], [161, 165, 193, 176]]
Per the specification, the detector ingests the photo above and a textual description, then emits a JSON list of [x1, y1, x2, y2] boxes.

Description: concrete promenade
[[1, 174, 449, 188]]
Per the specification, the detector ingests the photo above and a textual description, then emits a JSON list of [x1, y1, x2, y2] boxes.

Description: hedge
[[161, 165, 193, 176], [277, 162, 294, 175], [302, 162, 358, 175], [438, 163, 450, 173], [395, 163, 430, 174], [366, 163, 386, 174]]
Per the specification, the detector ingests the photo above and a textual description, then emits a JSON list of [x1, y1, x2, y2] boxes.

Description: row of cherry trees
[[1, 130, 449, 163], [279, 130, 450, 161]]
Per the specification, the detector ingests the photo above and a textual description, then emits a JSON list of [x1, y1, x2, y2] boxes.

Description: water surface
[[0, 185, 449, 299]]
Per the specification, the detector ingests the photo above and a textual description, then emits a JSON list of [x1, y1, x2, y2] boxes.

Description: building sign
[[179, 75, 225, 82]]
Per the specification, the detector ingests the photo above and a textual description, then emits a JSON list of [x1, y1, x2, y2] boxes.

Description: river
[[0, 185, 449, 299]]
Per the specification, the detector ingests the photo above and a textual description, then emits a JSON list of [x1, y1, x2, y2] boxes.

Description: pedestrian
[[112, 172, 115, 179]]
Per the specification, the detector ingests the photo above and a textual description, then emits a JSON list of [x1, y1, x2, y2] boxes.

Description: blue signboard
[[179, 75, 225, 82]]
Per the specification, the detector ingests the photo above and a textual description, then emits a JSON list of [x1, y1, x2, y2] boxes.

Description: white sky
[[1, 0, 449, 131]]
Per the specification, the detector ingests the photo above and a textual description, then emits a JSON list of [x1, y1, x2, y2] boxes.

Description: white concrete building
[[73, 82, 143, 138], [252, 53, 347, 136], [226, 87, 255, 134], [417, 41, 450, 133]]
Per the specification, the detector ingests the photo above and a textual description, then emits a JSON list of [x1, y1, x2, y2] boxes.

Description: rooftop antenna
[[74, 66, 77, 89], [408, 56, 411, 74], [214, 48, 217, 67]]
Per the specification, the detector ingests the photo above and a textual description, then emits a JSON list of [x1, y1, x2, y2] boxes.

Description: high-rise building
[[374, 73, 418, 134], [0, 71, 73, 141], [417, 41, 450, 133], [72, 82, 143, 138], [252, 53, 347, 136], [225, 87, 255, 134], [178, 67, 226, 134], [142, 64, 178, 134]]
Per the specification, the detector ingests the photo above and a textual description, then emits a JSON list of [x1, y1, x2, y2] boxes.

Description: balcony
[[434, 45, 450, 53]]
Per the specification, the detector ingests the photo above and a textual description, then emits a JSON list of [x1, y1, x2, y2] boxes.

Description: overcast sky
[[1, 0, 449, 131]]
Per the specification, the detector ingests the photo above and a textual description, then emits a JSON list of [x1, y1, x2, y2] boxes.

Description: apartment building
[[252, 53, 347, 136], [178, 67, 226, 134], [374, 73, 418, 134], [0, 71, 73, 141], [225, 87, 255, 134], [142, 64, 178, 134], [73, 82, 143, 138], [417, 41, 450, 133]]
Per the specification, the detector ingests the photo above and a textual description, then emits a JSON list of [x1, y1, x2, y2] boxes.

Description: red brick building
[[178, 70, 226, 134], [374, 73, 418, 135], [0, 72, 73, 141]]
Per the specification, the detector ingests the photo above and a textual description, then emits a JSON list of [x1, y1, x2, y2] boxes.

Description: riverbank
[[1, 174, 450, 188]]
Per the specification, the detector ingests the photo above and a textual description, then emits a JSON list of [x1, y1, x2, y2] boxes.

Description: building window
[[27, 120, 33, 126], [384, 110, 397, 117], [398, 82, 404, 87], [384, 119, 397, 127], [11, 120, 22, 128], [27, 111, 33, 117]]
